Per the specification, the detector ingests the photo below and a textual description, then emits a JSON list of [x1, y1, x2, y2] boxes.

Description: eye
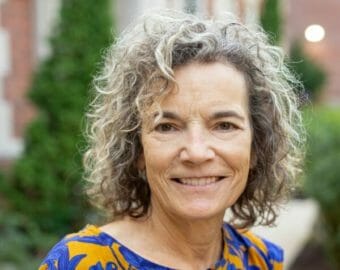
[[214, 121, 238, 131], [155, 123, 178, 133]]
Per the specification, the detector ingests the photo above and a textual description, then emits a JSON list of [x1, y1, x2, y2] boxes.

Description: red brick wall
[[2, 0, 36, 139], [285, 0, 340, 104]]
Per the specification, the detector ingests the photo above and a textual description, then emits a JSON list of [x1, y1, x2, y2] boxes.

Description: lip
[[170, 174, 229, 179], [170, 176, 229, 193], [170, 176, 227, 186]]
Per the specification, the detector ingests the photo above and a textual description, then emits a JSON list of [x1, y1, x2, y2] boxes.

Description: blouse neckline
[[81, 223, 242, 269]]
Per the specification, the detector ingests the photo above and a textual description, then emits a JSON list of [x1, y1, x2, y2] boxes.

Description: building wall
[[34, 0, 61, 61], [285, 0, 340, 104], [116, 0, 262, 31], [212, 0, 262, 24], [0, 0, 261, 165], [0, 0, 34, 161], [0, 0, 60, 165]]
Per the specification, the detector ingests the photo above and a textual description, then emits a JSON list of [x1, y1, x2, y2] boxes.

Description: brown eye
[[155, 123, 177, 133], [215, 122, 237, 131]]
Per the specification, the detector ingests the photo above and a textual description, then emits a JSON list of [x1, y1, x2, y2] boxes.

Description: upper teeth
[[177, 177, 219, 186]]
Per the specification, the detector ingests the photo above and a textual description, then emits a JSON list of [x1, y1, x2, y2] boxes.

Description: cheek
[[229, 147, 251, 194], [142, 147, 170, 182], [143, 151, 173, 202], [224, 139, 252, 170], [141, 136, 178, 175]]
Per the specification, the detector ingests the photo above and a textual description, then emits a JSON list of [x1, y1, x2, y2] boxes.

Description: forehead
[[148, 62, 249, 115]]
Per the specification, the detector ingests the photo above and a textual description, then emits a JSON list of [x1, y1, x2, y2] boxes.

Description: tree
[[0, 0, 113, 267], [260, 0, 282, 44], [289, 41, 326, 101], [303, 108, 340, 269]]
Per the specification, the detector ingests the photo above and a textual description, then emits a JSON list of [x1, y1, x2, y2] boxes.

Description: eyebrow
[[210, 111, 245, 121], [160, 111, 181, 120], [153, 110, 245, 121]]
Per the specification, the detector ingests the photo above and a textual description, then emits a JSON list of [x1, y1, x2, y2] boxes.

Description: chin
[[171, 201, 228, 221]]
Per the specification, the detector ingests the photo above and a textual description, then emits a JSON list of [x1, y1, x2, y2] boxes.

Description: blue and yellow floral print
[[39, 223, 283, 270]]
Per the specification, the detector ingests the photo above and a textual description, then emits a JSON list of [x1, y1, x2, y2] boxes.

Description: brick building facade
[[0, 0, 60, 166], [0, 0, 35, 163]]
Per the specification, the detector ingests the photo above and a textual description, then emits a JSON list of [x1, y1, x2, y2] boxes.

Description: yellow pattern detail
[[66, 241, 126, 269], [228, 252, 245, 269], [273, 260, 283, 270], [248, 246, 268, 269], [242, 230, 268, 255]]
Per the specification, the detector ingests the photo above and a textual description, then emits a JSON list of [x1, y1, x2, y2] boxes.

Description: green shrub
[[303, 107, 340, 268], [0, 0, 112, 268], [260, 0, 282, 44], [289, 42, 327, 101]]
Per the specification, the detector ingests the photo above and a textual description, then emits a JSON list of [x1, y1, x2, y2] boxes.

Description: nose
[[179, 126, 215, 164]]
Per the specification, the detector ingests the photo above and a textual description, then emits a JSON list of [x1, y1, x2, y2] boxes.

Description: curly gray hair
[[84, 9, 305, 228]]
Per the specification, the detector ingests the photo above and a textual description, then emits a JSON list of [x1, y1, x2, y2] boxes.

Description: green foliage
[[260, 0, 282, 44], [0, 0, 112, 267], [289, 42, 327, 101], [0, 210, 57, 269], [303, 108, 340, 268]]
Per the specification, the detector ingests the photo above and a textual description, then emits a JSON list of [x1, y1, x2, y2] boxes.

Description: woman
[[40, 9, 304, 270]]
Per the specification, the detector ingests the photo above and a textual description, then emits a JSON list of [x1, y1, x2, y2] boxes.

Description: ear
[[137, 152, 145, 170]]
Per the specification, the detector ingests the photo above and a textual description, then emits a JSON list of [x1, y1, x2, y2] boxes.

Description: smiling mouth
[[171, 176, 225, 186]]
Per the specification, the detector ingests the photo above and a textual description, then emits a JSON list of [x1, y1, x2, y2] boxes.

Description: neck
[[141, 200, 225, 269]]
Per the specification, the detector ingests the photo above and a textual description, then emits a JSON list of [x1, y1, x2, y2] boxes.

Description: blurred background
[[0, 0, 339, 269]]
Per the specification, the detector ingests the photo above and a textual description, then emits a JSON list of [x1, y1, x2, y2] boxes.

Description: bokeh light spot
[[304, 24, 325, 42]]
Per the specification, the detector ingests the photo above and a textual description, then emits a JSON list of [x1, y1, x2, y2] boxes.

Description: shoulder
[[223, 223, 284, 270], [39, 225, 132, 270]]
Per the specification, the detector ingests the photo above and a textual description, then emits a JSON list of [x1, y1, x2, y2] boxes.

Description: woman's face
[[139, 62, 252, 221]]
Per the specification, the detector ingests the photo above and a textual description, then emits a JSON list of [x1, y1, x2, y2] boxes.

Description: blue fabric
[[39, 223, 284, 270]]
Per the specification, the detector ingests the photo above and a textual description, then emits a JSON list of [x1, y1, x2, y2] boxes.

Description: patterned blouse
[[39, 223, 283, 270]]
